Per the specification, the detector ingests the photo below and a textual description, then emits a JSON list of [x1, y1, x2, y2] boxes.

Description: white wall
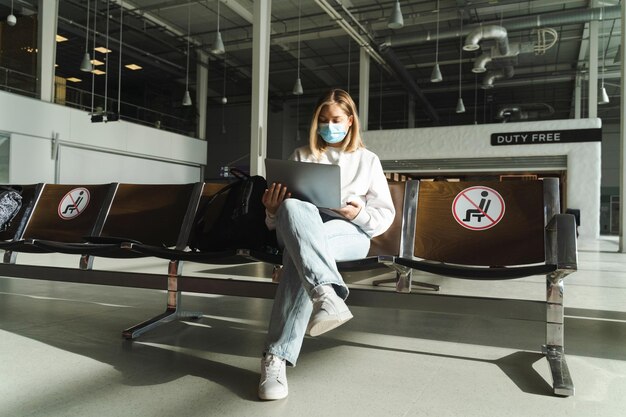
[[364, 118, 602, 240], [0, 90, 206, 184]]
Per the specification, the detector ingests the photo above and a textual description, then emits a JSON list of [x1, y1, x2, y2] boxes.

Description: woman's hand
[[262, 183, 290, 216], [332, 200, 362, 220]]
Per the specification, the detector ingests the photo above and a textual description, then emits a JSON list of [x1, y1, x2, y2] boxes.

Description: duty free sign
[[490, 128, 602, 146]]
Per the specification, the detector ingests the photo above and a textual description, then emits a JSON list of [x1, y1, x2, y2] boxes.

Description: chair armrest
[[337, 256, 395, 272], [32, 239, 123, 255], [83, 235, 143, 245], [125, 243, 262, 265], [394, 257, 556, 280]]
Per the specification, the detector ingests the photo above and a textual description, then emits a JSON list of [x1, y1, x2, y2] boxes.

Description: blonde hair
[[308, 89, 364, 159]]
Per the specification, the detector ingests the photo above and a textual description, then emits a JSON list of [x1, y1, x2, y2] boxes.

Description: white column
[[588, 20, 599, 119], [618, 1, 626, 253], [196, 51, 209, 140], [249, 0, 271, 176], [574, 74, 582, 119], [37, 0, 59, 102], [359, 48, 370, 131]]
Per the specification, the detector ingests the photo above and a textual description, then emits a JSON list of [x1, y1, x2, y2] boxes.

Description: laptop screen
[[264, 159, 341, 208]]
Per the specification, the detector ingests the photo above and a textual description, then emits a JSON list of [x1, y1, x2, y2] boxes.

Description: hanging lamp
[[599, 85, 609, 105], [599, 10, 609, 105], [456, 14, 465, 113], [292, 0, 304, 95], [388, 1, 403, 30], [182, 4, 192, 106], [7, 0, 16, 26], [222, 60, 228, 104], [211, 0, 225, 55], [221, 61, 227, 133], [80, 0, 93, 71], [430, 0, 442, 82]]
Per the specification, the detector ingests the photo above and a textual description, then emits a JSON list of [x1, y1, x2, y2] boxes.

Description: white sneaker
[[307, 285, 353, 337], [258, 354, 288, 400]]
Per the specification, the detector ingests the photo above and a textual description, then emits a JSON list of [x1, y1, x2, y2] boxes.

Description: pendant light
[[221, 61, 228, 105], [388, 1, 403, 30], [80, 0, 93, 71], [599, 85, 609, 105], [292, 0, 304, 95], [211, 0, 225, 55], [182, 4, 192, 106], [221, 61, 227, 133], [456, 14, 465, 113], [430, 0, 442, 83], [7, 0, 16, 26], [599, 10, 609, 105]]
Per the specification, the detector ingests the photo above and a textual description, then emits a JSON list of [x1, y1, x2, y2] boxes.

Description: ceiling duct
[[315, 0, 390, 71], [473, 53, 493, 74], [380, 5, 618, 92], [315, 0, 439, 123], [463, 25, 510, 56], [496, 103, 555, 122], [382, 5, 620, 48], [464, 25, 515, 76], [482, 66, 514, 89]]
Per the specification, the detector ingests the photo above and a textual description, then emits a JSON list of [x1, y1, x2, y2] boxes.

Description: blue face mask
[[318, 122, 348, 144]]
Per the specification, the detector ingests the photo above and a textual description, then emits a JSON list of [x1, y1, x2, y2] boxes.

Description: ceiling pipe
[[379, 44, 440, 124], [497, 103, 555, 122], [315, 0, 391, 71], [472, 53, 492, 73], [382, 5, 620, 48], [463, 25, 510, 56], [482, 66, 514, 89], [379, 5, 619, 97]]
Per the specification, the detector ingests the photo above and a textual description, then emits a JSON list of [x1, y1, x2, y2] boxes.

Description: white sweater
[[266, 146, 395, 238]]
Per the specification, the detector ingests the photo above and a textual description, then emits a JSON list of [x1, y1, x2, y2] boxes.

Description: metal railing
[[0, 66, 196, 138], [61, 84, 196, 137], [0, 66, 38, 98]]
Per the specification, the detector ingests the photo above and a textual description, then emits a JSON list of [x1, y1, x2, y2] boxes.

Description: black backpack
[[189, 170, 277, 252]]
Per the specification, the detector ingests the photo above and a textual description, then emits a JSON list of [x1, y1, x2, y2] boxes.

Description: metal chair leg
[[122, 261, 203, 339], [544, 271, 574, 396], [542, 345, 574, 396], [373, 269, 440, 292]]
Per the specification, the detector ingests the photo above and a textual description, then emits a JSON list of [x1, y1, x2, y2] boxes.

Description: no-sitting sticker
[[58, 188, 90, 220], [452, 186, 505, 231]]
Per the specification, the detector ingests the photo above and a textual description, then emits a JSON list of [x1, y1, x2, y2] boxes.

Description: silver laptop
[[265, 159, 341, 208]]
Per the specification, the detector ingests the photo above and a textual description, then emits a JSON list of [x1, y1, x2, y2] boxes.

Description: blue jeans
[[264, 199, 370, 366]]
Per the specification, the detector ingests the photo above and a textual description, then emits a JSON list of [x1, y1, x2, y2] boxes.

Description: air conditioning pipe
[[382, 5, 620, 48], [482, 66, 515, 89], [472, 53, 493, 74], [497, 103, 555, 122], [463, 25, 510, 56]]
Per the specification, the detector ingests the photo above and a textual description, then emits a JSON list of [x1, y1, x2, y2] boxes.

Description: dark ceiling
[[1, 0, 622, 131]]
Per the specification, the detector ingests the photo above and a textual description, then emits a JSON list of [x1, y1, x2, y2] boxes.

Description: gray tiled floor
[[1, 237, 625, 417]]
